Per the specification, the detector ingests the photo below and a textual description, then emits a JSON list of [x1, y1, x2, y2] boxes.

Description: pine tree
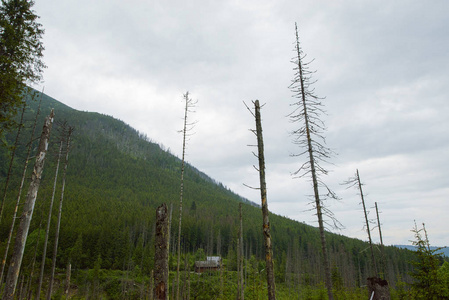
[[0, 0, 45, 137]]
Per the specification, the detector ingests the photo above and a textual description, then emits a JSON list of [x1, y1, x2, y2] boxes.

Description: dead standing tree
[[245, 100, 276, 299], [0, 94, 43, 285], [36, 122, 67, 299], [343, 169, 378, 277], [175, 92, 197, 300], [46, 125, 73, 300], [154, 203, 169, 300], [2, 109, 55, 300], [288, 23, 340, 300], [375, 202, 386, 279]]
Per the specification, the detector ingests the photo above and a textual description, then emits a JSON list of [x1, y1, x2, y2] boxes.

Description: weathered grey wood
[[292, 24, 334, 300], [0, 105, 28, 285], [254, 100, 276, 300], [64, 262, 71, 298], [2, 109, 54, 300], [154, 204, 169, 300], [47, 126, 73, 300], [176, 92, 196, 300], [367, 277, 390, 300], [357, 169, 378, 277], [375, 202, 387, 279], [36, 137, 64, 299]]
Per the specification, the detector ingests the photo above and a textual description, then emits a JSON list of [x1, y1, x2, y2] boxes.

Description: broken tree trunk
[[2, 109, 54, 300], [254, 100, 276, 300], [367, 277, 390, 300], [154, 203, 169, 300]]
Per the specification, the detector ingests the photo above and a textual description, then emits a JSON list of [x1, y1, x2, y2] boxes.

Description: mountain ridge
[[0, 90, 424, 291]]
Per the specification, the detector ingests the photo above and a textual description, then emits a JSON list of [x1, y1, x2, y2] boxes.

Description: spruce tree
[[410, 222, 446, 299], [0, 0, 45, 137]]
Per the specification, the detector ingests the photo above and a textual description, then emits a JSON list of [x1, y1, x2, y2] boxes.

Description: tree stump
[[154, 204, 169, 300], [367, 277, 390, 300]]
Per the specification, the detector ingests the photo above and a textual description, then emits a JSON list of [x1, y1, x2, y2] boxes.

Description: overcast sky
[[33, 0, 449, 246]]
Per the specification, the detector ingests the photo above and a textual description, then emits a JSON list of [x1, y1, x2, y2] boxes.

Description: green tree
[[437, 261, 449, 298], [409, 222, 447, 299], [0, 0, 45, 137]]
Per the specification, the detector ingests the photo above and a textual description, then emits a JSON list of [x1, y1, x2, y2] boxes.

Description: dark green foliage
[[0, 0, 45, 137], [0, 91, 422, 298], [409, 222, 448, 299]]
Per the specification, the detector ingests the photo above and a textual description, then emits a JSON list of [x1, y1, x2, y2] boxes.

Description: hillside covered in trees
[[0, 92, 431, 298]]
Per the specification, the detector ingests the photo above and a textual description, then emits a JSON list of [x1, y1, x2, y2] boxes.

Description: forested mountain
[[0, 91, 418, 297]]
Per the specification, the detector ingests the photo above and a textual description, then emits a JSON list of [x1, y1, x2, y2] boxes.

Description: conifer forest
[[1, 1, 448, 299]]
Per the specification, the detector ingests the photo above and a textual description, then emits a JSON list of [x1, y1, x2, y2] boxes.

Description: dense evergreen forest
[[0, 92, 438, 299]]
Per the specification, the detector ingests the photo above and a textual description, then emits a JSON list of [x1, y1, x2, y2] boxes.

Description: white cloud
[[34, 0, 449, 246]]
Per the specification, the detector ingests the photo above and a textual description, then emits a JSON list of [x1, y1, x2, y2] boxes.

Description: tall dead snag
[[47, 125, 73, 300], [0, 92, 42, 286], [154, 203, 169, 300], [375, 202, 386, 279], [246, 100, 276, 299], [343, 169, 378, 277], [176, 91, 196, 300], [37, 124, 66, 299], [288, 23, 339, 300], [0, 103, 35, 284], [2, 109, 54, 300]]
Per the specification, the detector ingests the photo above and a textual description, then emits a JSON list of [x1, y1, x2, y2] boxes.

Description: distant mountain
[[395, 245, 449, 257], [0, 90, 419, 289]]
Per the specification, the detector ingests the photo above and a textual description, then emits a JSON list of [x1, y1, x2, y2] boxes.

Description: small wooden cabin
[[194, 256, 221, 273]]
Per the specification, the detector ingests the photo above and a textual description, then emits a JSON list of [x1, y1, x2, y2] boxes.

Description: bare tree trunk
[[36, 137, 64, 299], [16, 274, 24, 300], [0, 108, 28, 285], [356, 169, 378, 277], [289, 23, 336, 300], [252, 100, 276, 300], [367, 277, 390, 300], [375, 202, 386, 280], [2, 109, 55, 300], [0, 94, 42, 286], [64, 262, 71, 298], [0, 104, 26, 224], [47, 126, 73, 300], [154, 204, 169, 300], [176, 92, 196, 300]]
